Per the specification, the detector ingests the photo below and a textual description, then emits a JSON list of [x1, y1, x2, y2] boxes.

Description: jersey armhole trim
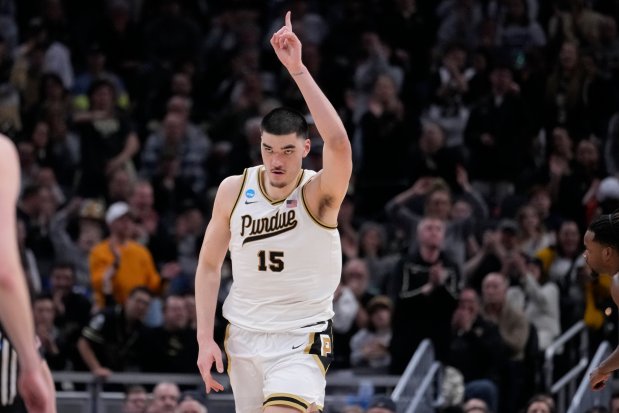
[[228, 168, 248, 227], [301, 182, 338, 230]]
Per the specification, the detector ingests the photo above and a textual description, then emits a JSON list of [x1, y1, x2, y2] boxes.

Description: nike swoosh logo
[[245, 200, 258, 204], [292, 343, 304, 350]]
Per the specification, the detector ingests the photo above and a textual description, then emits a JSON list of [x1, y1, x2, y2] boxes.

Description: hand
[[92, 366, 112, 379], [480, 133, 494, 146], [160, 262, 182, 280], [270, 11, 304, 74], [197, 339, 225, 394], [429, 263, 447, 286], [18, 364, 54, 413], [455, 164, 470, 190], [589, 367, 610, 391]]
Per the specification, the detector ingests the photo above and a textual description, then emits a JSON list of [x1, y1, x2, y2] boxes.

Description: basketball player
[[584, 212, 619, 391], [0, 135, 55, 413], [195, 11, 352, 413]]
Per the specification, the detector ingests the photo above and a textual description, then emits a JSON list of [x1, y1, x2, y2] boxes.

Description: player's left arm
[[271, 12, 352, 212]]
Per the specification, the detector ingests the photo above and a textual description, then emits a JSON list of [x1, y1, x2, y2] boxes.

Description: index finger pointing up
[[285, 11, 292, 31]]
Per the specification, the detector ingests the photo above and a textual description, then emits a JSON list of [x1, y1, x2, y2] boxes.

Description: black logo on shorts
[[292, 343, 304, 350]]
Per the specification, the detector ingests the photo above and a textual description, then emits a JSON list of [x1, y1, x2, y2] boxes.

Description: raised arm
[[271, 12, 352, 214], [195, 174, 242, 393]]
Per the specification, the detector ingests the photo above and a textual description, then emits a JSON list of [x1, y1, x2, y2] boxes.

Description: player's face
[[261, 132, 310, 188], [583, 230, 608, 274]]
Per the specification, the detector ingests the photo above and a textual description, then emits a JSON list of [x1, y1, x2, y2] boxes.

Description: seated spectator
[[366, 395, 396, 413], [77, 286, 151, 377], [507, 256, 560, 351], [462, 398, 490, 413], [47, 262, 92, 366], [481, 272, 531, 413], [447, 288, 503, 412], [123, 385, 148, 413], [147, 382, 180, 413], [524, 393, 555, 413], [33, 294, 68, 370], [350, 295, 393, 372], [175, 399, 207, 413]]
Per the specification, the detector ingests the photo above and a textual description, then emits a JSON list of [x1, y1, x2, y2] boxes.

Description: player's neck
[[262, 169, 303, 201]]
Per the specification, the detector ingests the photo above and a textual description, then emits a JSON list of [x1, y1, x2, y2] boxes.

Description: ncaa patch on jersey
[[246, 189, 256, 198]]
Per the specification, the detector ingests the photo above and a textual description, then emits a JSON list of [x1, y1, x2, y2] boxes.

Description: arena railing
[[566, 341, 612, 413]]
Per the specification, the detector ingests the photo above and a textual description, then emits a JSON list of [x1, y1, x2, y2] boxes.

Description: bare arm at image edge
[[0, 135, 54, 413]]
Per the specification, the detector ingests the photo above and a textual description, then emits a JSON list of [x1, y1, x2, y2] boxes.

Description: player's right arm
[[590, 274, 619, 390], [195, 174, 243, 393], [0, 136, 53, 413]]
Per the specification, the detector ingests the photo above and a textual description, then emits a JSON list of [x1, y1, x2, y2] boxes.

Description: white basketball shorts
[[224, 320, 334, 413]]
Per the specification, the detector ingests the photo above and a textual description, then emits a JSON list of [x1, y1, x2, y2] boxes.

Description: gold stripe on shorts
[[264, 393, 309, 412]]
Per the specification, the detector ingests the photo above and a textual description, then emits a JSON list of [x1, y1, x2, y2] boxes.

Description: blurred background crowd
[[3, 0, 619, 412]]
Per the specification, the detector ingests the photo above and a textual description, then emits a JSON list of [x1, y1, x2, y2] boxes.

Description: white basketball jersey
[[223, 166, 342, 332]]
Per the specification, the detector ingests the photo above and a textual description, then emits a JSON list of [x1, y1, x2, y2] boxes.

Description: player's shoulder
[[217, 171, 249, 200]]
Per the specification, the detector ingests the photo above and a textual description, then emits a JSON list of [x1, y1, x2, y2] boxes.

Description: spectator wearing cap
[[89, 201, 161, 309], [463, 398, 490, 413], [366, 395, 396, 413], [596, 176, 619, 214], [350, 295, 393, 372]]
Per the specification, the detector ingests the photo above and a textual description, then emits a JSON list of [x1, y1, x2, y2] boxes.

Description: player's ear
[[303, 138, 310, 158]]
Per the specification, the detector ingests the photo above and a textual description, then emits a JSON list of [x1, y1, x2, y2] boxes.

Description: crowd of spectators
[[3, 0, 619, 412]]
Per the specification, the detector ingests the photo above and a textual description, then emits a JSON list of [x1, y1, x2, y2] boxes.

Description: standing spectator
[[77, 286, 151, 377], [515, 204, 555, 258], [535, 219, 585, 330], [49, 199, 105, 289], [89, 201, 161, 309], [388, 217, 459, 373], [140, 112, 210, 194], [464, 61, 530, 208], [74, 78, 139, 198], [139, 294, 198, 373]]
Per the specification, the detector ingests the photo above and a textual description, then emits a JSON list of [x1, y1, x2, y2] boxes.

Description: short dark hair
[[261, 107, 308, 138], [588, 212, 619, 249], [128, 286, 152, 298]]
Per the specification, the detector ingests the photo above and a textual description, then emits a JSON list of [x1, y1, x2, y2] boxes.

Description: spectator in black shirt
[[77, 286, 151, 378]]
